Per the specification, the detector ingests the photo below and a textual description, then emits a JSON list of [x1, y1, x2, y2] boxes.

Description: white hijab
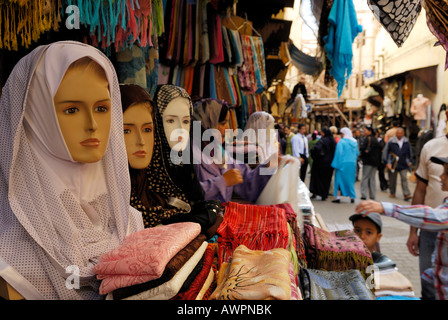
[[341, 127, 357, 142], [0, 41, 143, 300], [244, 111, 278, 163]]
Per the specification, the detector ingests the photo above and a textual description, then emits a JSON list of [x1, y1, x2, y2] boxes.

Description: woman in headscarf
[[0, 41, 144, 300], [309, 128, 336, 201], [331, 127, 360, 203], [243, 111, 279, 164], [191, 99, 289, 203]]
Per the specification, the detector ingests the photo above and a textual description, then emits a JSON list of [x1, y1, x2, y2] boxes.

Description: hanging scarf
[[324, 0, 362, 97], [367, 0, 422, 48], [0, 0, 61, 50], [422, 0, 448, 70]]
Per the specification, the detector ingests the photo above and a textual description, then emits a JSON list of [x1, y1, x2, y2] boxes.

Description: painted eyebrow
[[123, 122, 153, 126], [55, 98, 111, 104]]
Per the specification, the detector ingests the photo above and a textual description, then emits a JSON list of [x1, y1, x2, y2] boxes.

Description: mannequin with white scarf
[[0, 41, 144, 300]]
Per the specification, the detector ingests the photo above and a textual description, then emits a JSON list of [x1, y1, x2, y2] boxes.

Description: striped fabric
[[217, 202, 290, 266], [382, 199, 448, 300]]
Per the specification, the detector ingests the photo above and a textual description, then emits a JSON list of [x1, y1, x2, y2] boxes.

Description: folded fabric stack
[[374, 268, 417, 299], [210, 245, 294, 300], [300, 269, 376, 300], [93, 222, 216, 300], [217, 202, 290, 266], [303, 224, 373, 279]]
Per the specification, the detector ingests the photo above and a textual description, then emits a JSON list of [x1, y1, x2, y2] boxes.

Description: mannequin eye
[[143, 126, 153, 133], [165, 119, 175, 124], [94, 105, 109, 113], [63, 107, 79, 114], [124, 128, 131, 134], [183, 119, 190, 125]]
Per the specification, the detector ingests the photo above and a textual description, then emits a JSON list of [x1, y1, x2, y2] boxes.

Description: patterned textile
[[303, 224, 373, 278], [301, 269, 375, 300], [217, 202, 290, 266], [423, 0, 448, 70], [367, 0, 422, 48], [123, 241, 208, 300], [94, 222, 201, 295], [171, 243, 217, 300], [112, 234, 207, 300], [210, 245, 291, 300]]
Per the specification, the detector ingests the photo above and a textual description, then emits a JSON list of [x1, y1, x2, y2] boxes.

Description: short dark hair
[[298, 123, 306, 130]]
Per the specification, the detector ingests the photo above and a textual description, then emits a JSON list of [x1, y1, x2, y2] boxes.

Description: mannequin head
[[53, 57, 111, 163], [162, 97, 191, 151], [120, 84, 155, 170]]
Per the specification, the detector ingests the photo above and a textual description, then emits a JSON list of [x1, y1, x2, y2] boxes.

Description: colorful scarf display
[[217, 202, 290, 266], [210, 245, 292, 300], [367, 0, 422, 48], [301, 269, 375, 300], [303, 224, 373, 279]]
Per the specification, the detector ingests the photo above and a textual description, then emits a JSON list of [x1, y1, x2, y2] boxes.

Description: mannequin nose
[[86, 112, 98, 132], [137, 132, 145, 145]]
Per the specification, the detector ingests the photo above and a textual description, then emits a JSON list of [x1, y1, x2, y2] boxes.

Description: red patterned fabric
[[217, 202, 290, 266]]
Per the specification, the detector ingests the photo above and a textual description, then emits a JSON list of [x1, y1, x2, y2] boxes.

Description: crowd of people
[[276, 122, 413, 204]]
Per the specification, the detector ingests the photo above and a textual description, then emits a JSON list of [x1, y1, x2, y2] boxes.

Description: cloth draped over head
[[244, 111, 278, 163], [422, 0, 448, 70], [0, 41, 144, 299], [120, 84, 189, 228], [367, 0, 422, 48], [341, 127, 356, 142], [323, 0, 362, 97]]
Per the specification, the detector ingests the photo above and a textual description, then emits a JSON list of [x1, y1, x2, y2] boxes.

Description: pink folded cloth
[[93, 222, 201, 295]]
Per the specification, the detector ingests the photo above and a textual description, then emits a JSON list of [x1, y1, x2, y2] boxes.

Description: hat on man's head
[[349, 212, 382, 233], [430, 156, 448, 165]]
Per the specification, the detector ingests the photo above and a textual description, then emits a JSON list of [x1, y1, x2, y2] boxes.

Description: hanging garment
[[289, 42, 323, 76], [423, 0, 448, 70], [367, 0, 422, 48], [323, 0, 362, 97]]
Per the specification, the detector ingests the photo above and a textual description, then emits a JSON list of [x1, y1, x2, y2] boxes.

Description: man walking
[[291, 123, 309, 182], [359, 126, 381, 200], [382, 127, 413, 200]]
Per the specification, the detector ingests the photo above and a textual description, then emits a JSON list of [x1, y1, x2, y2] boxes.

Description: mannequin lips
[[133, 150, 147, 158], [80, 138, 100, 147]]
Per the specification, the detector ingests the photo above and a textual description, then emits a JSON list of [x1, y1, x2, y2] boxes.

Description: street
[[305, 170, 421, 298]]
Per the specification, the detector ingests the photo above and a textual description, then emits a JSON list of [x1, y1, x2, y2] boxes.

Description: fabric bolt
[[196, 268, 216, 300], [367, 0, 422, 48], [375, 269, 414, 294], [123, 241, 208, 300], [303, 224, 373, 279], [94, 222, 201, 295], [0, 40, 144, 300], [323, 0, 362, 97], [301, 269, 376, 300], [111, 234, 207, 300], [217, 202, 290, 266], [171, 243, 217, 300], [210, 245, 292, 300]]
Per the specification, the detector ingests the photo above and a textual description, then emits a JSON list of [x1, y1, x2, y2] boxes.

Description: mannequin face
[[123, 103, 154, 169], [162, 97, 191, 151], [266, 121, 275, 143], [217, 112, 230, 144], [54, 64, 111, 163]]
